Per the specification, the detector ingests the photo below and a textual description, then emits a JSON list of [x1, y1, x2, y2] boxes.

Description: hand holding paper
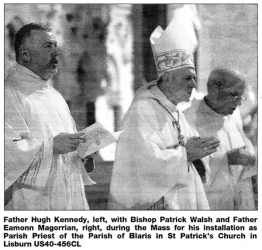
[[77, 122, 117, 159]]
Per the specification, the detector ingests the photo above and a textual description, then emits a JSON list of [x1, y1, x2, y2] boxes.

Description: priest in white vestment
[[5, 23, 95, 210], [107, 16, 220, 210], [184, 68, 257, 210]]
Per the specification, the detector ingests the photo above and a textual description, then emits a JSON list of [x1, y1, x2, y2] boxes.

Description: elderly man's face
[[215, 82, 245, 115], [167, 67, 196, 104], [25, 29, 59, 80]]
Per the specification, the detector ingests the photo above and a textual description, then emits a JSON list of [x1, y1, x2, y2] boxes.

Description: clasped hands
[[186, 136, 220, 161], [227, 147, 256, 166]]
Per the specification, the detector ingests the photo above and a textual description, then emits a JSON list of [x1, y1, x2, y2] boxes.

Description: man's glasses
[[218, 84, 246, 102], [230, 94, 246, 102]]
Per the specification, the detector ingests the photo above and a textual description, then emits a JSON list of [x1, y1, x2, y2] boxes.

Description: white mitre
[[150, 13, 195, 77]]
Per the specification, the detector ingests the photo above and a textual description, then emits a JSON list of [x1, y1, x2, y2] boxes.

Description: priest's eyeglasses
[[230, 94, 246, 102], [218, 84, 246, 102]]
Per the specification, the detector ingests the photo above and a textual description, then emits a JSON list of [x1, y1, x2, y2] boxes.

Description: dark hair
[[14, 23, 52, 61], [207, 68, 245, 91]]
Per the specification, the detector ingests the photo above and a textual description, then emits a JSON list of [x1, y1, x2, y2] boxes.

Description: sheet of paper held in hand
[[77, 122, 117, 159]]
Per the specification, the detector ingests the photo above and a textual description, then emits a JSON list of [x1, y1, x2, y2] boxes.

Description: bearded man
[[5, 23, 94, 210]]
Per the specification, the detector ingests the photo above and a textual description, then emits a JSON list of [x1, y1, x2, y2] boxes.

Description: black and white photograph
[[1, 2, 260, 249]]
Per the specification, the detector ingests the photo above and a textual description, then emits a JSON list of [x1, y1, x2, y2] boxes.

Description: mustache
[[47, 57, 59, 66]]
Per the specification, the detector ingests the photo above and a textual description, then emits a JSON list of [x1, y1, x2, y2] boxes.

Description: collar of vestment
[[122, 80, 178, 125], [146, 80, 177, 112], [201, 97, 227, 123], [6, 63, 50, 97]]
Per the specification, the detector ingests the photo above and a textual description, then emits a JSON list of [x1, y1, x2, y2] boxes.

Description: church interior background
[[5, 4, 258, 209]]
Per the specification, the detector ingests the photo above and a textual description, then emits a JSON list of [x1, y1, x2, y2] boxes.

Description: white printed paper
[[77, 122, 116, 159]]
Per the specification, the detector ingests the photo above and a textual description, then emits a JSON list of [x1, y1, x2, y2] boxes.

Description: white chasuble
[[5, 64, 93, 210], [108, 82, 210, 210], [184, 99, 256, 210]]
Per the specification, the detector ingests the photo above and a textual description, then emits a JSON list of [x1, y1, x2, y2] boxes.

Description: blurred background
[[5, 4, 258, 209]]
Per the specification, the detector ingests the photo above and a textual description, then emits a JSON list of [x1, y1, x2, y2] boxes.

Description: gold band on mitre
[[154, 49, 194, 76]]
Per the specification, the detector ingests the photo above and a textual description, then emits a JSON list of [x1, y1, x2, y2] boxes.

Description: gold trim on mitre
[[154, 49, 194, 76]]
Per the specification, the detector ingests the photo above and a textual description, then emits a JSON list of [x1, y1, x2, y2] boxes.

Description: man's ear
[[20, 48, 30, 63], [210, 84, 219, 99], [162, 72, 171, 88]]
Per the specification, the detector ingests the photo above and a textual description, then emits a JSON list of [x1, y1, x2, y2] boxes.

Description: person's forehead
[[29, 30, 56, 44], [171, 67, 196, 77], [221, 82, 245, 93]]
